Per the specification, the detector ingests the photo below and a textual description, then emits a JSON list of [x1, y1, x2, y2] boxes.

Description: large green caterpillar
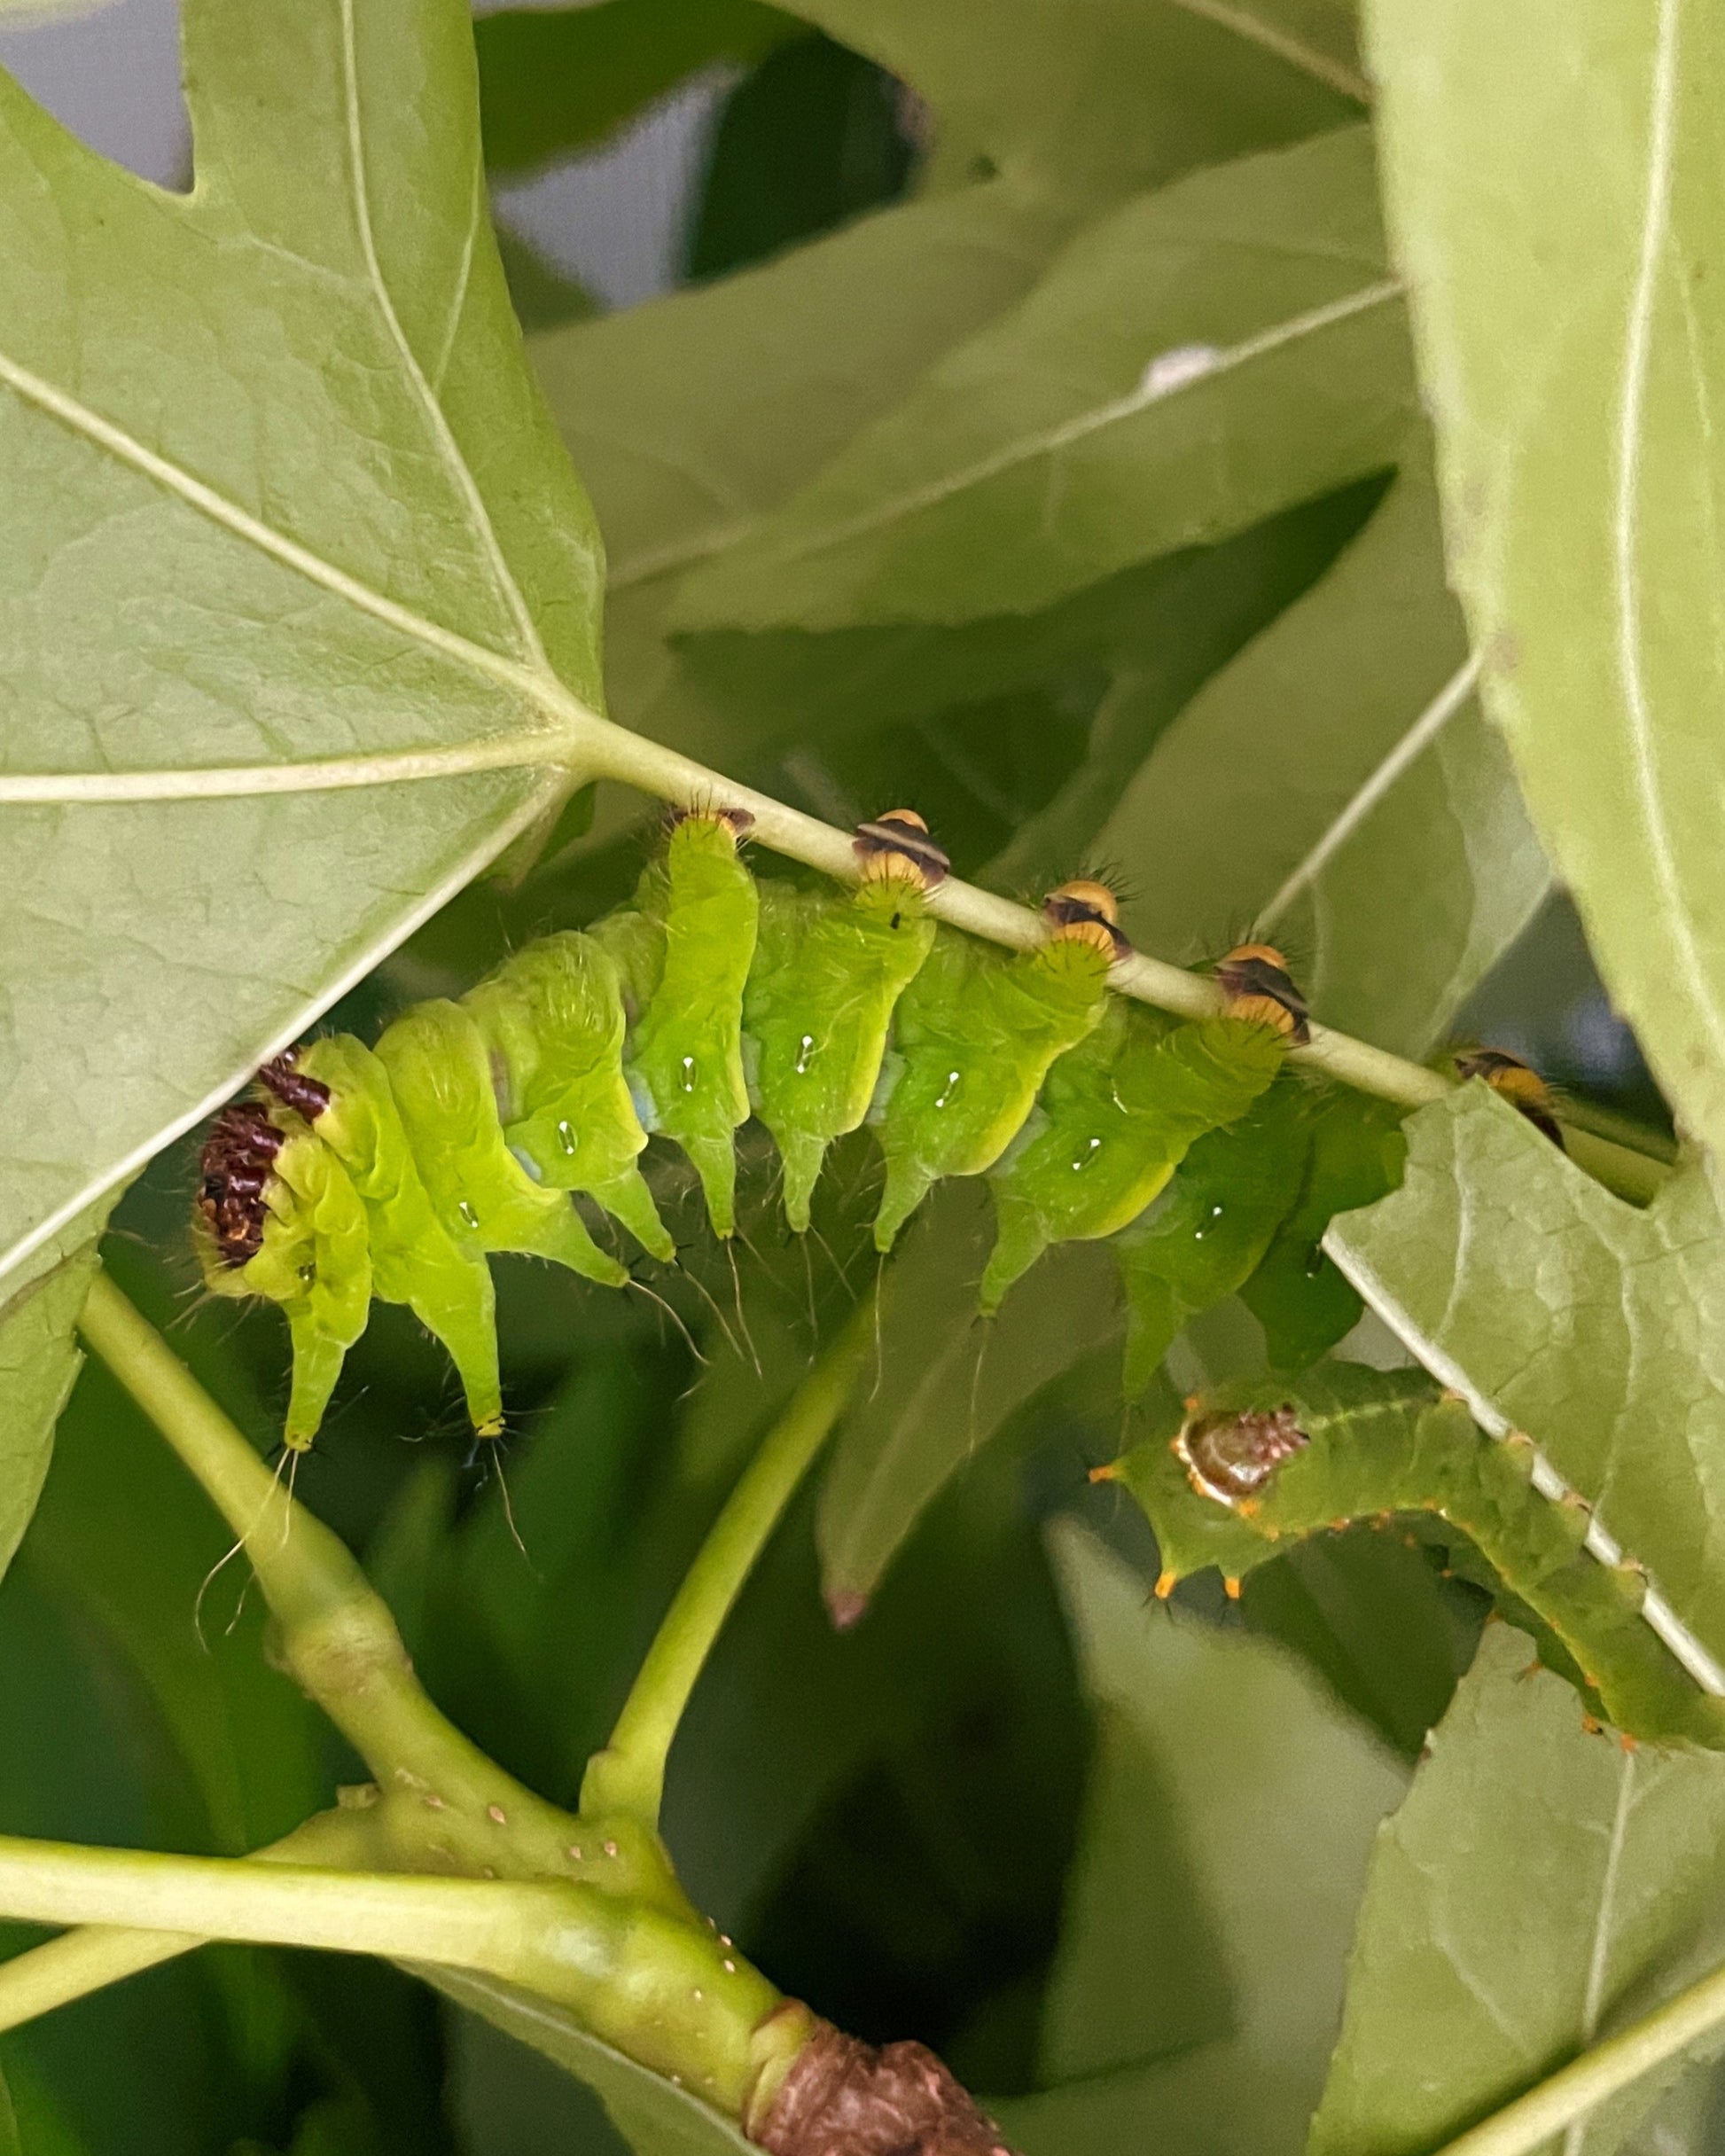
[[195, 810, 1557, 1450], [1099, 1363, 1725, 1750]]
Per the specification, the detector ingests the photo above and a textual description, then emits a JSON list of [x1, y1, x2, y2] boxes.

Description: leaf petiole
[[582, 1290, 878, 1824]]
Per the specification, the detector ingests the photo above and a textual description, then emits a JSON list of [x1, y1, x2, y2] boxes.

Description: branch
[[571, 708, 1667, 1205], [1435, 1950, 1725, 2156], [0, 1805, 379, 2033], [75, 1273, 686, 1910], [582, 1292, 878, 1823]]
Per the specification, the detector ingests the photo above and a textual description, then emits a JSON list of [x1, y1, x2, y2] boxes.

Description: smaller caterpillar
[[195, 801, 1562, 1451], [1098, 1363, 1723, 1749]]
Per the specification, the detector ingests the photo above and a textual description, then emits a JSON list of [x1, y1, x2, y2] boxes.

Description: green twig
[[0, 1807, 379, 2034], [75, 1272, 689, 1905], [1436, 1951, 1725, 2156], [582, 1291, 878, 1824]]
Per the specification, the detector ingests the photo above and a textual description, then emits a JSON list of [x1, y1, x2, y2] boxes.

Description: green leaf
[[425, 1969, 754, 2156], [1327, 1086, 1725, 1689], [1362, 0, 1725, 1169], [0, 0, 605, 1296], [1313, 1621, 1725, 2156], [476, 0, 800, 176], [1095, 456, 1549, 1056], [995, 1523, 1404, 2153], [789, 0, 1366, 196], [0, 1207, 108, 1590], [815, 1182, 1122, 1617], [670, 128, 1410, 636]]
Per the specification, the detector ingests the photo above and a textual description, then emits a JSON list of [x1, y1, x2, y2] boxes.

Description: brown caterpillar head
[[1453, 1046, 1565, 1148], [1175, 1402, 1308, 1505], [258, 1050, 332, 1123], [1215, 943, 1310, 1045], [1042, 879, 1130, 960], [854, 808, 950, 891], [197, 1102, 286, 1269]]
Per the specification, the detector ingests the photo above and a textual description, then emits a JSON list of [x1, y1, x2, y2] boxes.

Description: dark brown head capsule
[[1175, 1402, 1308, 1505], [1453, 1047, 1565, 1148], [854, 808, 950, 892], [197, 1102, 286, 1268], [1215, 942, 1310, 1045], [1042, 879, 1131, 960], [258, 1050, 332, 1123]]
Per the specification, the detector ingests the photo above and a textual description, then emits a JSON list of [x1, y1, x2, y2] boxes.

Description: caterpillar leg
[[678, 1131, 739, 1240], [872, 1160, 936, 1254], [280, 1306, 352, 1449], [976, 1201, 1050, 1316], [512, 1199, 629, 1290], [397, 1246, 504, 1437], [588, 1168, 677, 1263], [774, 1129, 830, 1236]]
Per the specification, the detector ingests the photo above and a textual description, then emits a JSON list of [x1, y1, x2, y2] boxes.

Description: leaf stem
[[0, 1808, 376, 2033], [74, 1272, 684, 1903], [582, 1292, 878, 1823], [1435, 1949, 1725, 2156], [568, 708, 1670, 1203]]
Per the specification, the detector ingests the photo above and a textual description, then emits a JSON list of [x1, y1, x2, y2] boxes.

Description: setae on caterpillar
[[194, 805, 1556, 1451], [1098, 1363, 1725, 1751]]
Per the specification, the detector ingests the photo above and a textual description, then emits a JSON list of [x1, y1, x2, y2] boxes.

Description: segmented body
[[1110, 1365, 1725, 1750], [194, 808, 1547, 1449]]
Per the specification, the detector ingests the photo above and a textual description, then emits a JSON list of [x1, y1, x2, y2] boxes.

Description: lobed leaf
[[1363, 0, 1725, 1170], [1313, 1621, 1725, 2156], [0, 0, 605, 1301], [670, 127, 1411, 635], [1329, 1087, 1725, 1693]]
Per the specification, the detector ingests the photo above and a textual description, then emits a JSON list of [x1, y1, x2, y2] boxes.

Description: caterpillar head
[[197, 1102, 286, 1269], [1215, 943, 1310, 1045], [1453, 1045, 1565, 1147], [1175, 1402, 1308, 1505], [1042, 879, 1130, 960], [854, 809, 950, 892]]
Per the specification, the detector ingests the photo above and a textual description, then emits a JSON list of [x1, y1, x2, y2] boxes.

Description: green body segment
[[1237, 1086, 1406, 1370], [293, 1036, 504, 1436], [742, 877, 935, 1233], [603, 816, 759, 1238], [1115, 1365, 1725, 1750], [198, 1120, 371, 1449], [1112, 1079, 1312, 1396], [870, 929, 1112, 1254], [463, 932, 675, 1262], [981, 1005, 1287, 1314], [373, 999, 627, 1288]]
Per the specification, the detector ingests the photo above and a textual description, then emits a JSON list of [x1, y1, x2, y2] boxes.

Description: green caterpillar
[[195, 807, 1558, 1450], [1099, 1363, 1725, 1750]]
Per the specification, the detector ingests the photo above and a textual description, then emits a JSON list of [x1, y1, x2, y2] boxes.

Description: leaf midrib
[[685, 277, 1405, 585], [0, 344, 596, 791]]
